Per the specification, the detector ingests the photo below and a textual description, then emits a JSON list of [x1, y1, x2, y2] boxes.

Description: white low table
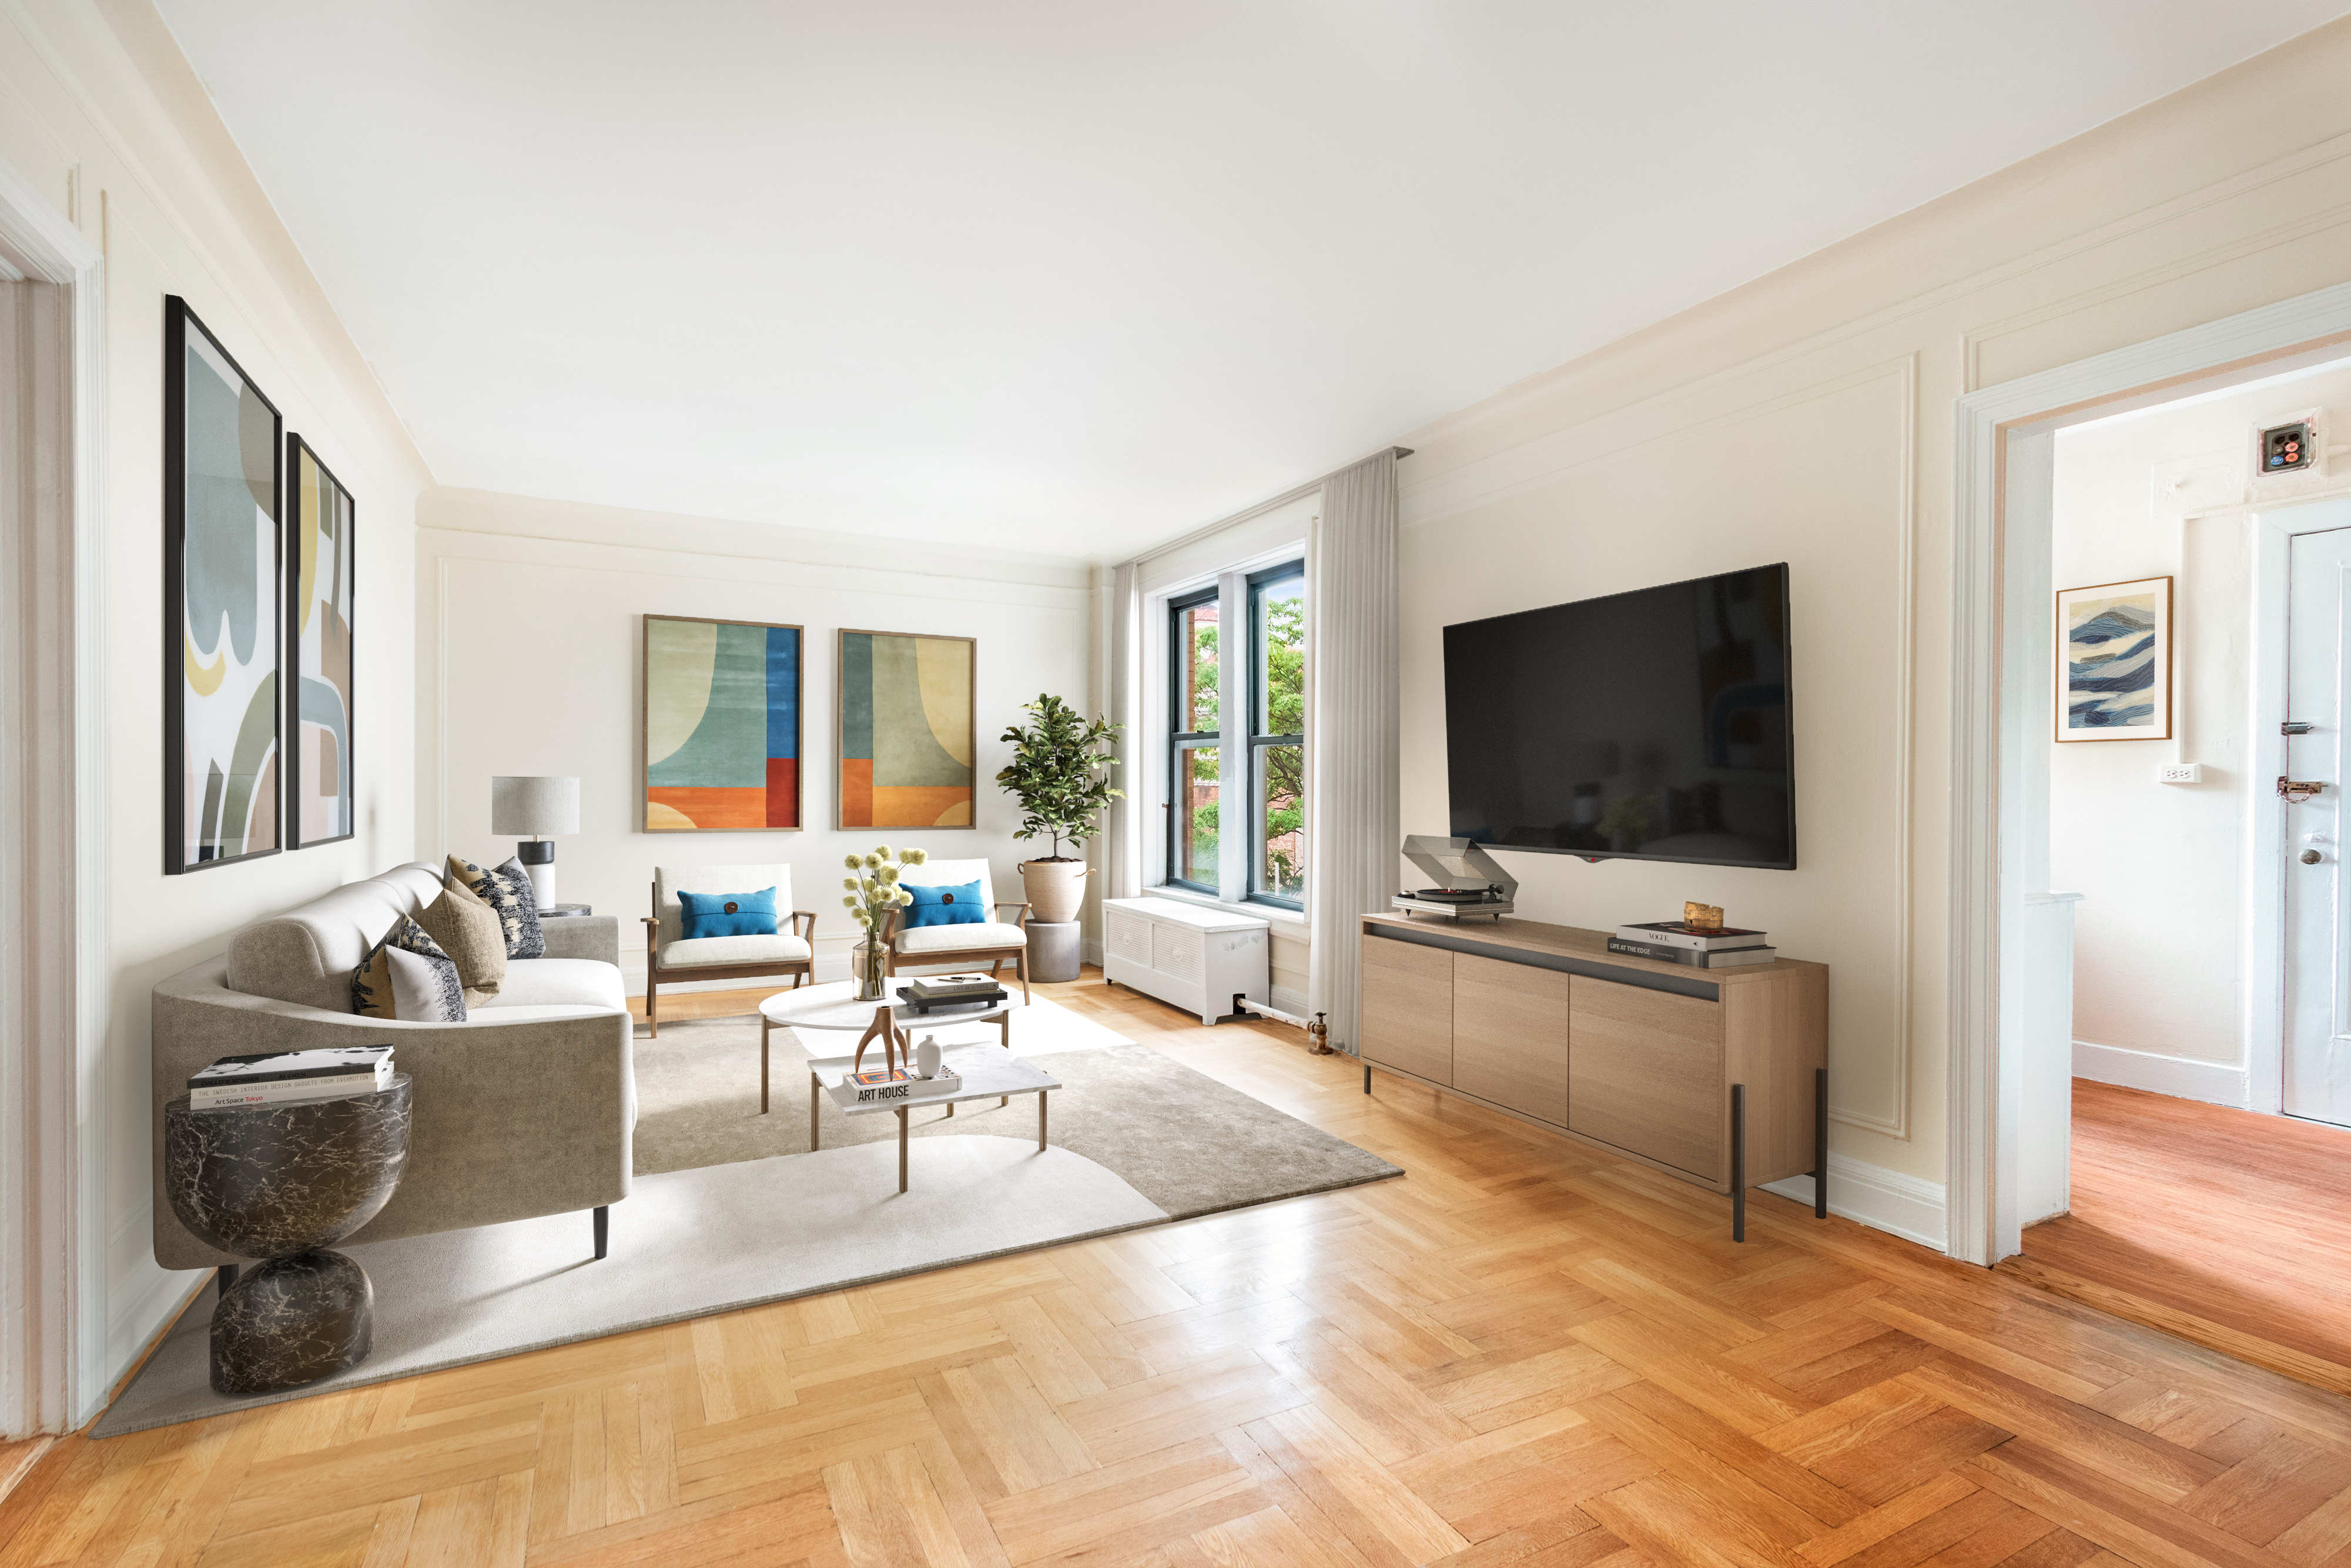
[[805, 1044, 1061, 1192], [756, 978, 1028, 1115]]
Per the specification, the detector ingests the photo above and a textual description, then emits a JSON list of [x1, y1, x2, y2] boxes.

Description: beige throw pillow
[[415, 877, 508, 1007]]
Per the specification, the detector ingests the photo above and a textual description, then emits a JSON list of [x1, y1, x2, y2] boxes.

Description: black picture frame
[[285, 432, 356, 849], [163, 295, 284, 874]]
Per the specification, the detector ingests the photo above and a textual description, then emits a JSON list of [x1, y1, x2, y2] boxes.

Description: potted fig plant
[[994, 695, 1121, 926]]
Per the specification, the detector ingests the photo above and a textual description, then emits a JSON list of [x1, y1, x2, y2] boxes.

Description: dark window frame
[[1246, 563, 1306, 910], [1167, 585, 1220, 894]]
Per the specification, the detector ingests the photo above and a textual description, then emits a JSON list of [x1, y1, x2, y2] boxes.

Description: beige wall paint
[[1395, 19, 2351, 1190], [0, 1, 431, 1390], [2051, 360, 2351, 1081], [415, 491, 1093, 989]]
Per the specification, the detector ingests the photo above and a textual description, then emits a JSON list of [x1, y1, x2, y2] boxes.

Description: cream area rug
[[96, 996, 1398, 1437]]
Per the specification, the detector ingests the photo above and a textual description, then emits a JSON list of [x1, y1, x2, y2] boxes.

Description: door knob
[[2304, 849, 2325, 865]]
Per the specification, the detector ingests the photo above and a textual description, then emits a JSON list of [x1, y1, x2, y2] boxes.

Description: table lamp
[[490, 776, 580, 912]]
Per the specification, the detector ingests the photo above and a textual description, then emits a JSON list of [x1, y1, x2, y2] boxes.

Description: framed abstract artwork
[[642, 614, 802, 830], [286, 434, 355, 847], [165, 296, 283, 873], [838, 629, 975, 829], [2056, 575, 2172, 742]]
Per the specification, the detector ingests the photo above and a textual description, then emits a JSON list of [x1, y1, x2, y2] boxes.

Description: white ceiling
[[159, 1, 2349, 561]]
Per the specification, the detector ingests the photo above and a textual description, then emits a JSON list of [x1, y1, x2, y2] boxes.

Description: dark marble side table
[[164, 1076, 411, 1395]]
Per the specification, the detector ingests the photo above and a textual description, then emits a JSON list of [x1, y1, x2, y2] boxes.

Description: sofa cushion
[[478, 958, 627, 1013], [903, 879, 985, 929], [229, 863, 447, 1011], [895, 921, 1026, 956], [659, 933, 814, 970], [446, 853, 545, 959], [413, 880, 507, 1007], [352, 916, 467, 1022]]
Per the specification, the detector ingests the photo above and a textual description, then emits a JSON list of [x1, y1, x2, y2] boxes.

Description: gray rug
[[97, 1004, 1399, 1436]]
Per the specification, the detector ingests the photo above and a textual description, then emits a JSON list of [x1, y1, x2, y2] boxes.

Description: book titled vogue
[[1614, 921, 1770, 953], [187, 1046, 395, 1108], [1605, 937, 1777, 969]]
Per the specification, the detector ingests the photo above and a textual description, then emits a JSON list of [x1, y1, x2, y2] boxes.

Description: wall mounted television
[[1443, 563, 1795, 869]]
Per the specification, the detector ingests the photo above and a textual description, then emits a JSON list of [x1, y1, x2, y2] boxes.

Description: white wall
[[2050, 359, 2351, 1105], [0, 0, 431, 1419], [416, 491, 1093, 986], [1392, 16, 2351, 1238]]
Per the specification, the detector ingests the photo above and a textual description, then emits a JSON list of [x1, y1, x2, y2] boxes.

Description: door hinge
[[2285, 721, 2316, 735], [2279, 777, 2327, 802]]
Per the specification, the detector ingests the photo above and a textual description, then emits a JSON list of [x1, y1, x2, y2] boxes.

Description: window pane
[[1255, 575, 1304, 737], [1257, 742, 1305, 900], [1180, 601, 1220, 733], [1178, 745, 1220, 884]]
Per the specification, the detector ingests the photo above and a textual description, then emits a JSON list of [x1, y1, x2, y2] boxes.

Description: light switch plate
[[2158, 763, 2202, 784]]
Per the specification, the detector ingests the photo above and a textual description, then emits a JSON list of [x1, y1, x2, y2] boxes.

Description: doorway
[[2008, 362, 2351, 1389]]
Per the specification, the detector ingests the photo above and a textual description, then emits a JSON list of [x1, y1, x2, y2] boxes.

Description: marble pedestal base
[[213, 1250, 375, 1394], [1026, 920, 1082, 983]]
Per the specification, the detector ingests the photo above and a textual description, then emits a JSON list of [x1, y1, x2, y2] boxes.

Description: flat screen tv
[[1443, 563, 1794, 869]]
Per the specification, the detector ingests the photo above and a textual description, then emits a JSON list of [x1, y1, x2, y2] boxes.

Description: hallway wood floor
[[2012, 1078, 2351, 1399], [11, 983, 2351, 1565]]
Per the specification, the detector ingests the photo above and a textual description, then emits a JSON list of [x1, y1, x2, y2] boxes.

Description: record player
[[1390, 836, 1516, 921]]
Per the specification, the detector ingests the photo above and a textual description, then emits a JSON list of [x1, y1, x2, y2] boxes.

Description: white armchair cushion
[[660, 932, 814, 970], [654, 864, 793, 950], [895, 921, 1027, 955]]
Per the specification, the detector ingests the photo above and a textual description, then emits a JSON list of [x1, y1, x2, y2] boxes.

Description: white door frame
[[2249, 498, 2351, 1120], [1950, 281, 2351, 1268], [0, 153, 108, 1436]]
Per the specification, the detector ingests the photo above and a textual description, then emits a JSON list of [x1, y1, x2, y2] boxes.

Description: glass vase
[[856, 935, 890, 1001]]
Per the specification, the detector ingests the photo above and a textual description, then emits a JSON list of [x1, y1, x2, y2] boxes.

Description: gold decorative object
[[1683, 902, 1724, 931]]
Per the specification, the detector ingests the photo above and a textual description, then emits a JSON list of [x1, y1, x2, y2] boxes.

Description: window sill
[[1146, 883, 1310, 941]]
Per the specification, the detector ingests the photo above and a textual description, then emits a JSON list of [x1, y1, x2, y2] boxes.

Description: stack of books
[[905, 973, 1008, 1013], [187, 1046, 396, 1108], [1605, 922, 1776, 968]]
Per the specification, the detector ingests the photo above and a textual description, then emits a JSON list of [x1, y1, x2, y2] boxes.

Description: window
[[1168, 588, 1220, 893], [1248, 566, 1306, 906]]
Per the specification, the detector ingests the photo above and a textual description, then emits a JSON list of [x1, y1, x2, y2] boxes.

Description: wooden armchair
[[641, 864, 817, 1036], [877, 857, 1032, 1002]]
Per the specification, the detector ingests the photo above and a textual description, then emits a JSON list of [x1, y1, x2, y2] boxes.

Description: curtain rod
[[1129, 445, 1411, 569]]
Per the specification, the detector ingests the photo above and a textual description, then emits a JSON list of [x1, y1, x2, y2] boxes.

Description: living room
[[13, 4, 2351, 1563]]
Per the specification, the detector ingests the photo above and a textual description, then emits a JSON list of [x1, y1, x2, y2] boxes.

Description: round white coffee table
[[756, 978, 1027, 1115]]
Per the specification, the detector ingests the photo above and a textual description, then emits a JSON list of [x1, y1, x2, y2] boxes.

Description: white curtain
[[1100, 561, 1144, 900], [1305, 451, 1400, 1055]]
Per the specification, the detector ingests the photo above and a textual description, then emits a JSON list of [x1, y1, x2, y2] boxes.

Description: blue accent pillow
[[678, 887, 778, 939], [903, 879, 986, 929]]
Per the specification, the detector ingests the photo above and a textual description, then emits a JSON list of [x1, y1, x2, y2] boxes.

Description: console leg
[[593, 1205, 609, 1261], [217, 1264, 237, 1297], [1730, 1083, 1746, 1244], [1813, 1066, 1828, 1219], [1364, 1060, 1371, 1095]]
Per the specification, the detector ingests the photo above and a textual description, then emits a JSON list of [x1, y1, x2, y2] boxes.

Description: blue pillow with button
[[677, 887, 778, 939], [903, 879, 986, 929]]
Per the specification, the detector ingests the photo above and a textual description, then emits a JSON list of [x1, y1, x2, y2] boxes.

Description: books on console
[[188, 1046, 395, 1108], [1605, 936, 1776, 968], [1615, 921, 1770, 952]]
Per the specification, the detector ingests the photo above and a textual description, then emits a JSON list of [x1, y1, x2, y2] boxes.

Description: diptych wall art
[[838, 630, 975, 829], [287, 435, 354, 846], [643, 614, 803, 830], [2056, 575, 2172, 742], [165, 296, 282, 872]]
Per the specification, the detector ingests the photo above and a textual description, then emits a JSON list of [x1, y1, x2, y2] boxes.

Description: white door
[[2284, 522, 2351, 1123]]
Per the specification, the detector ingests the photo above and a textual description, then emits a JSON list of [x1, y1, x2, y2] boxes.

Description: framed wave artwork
[[165, 296, 283, 872], [2056, 575, 2172, 742]]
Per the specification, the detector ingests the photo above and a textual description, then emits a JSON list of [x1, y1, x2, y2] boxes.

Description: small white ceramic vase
[[916, 1036, 942, 1080]]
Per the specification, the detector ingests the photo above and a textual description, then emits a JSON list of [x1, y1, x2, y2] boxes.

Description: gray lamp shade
[[490, 776, 580, 836]]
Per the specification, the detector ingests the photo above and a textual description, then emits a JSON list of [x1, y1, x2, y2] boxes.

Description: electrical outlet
[[2158, 763, 2203, 785]]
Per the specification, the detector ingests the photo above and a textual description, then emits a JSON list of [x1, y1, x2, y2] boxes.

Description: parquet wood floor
[[2010, 1080, 2351, 1399], [9, 978, 2351, 1566]]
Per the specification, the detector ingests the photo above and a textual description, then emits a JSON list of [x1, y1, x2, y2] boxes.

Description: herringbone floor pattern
[[5, 973, 2349, 1567]]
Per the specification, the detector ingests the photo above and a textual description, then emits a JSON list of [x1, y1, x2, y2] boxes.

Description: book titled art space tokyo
[[187, 1045, 395, 1107]]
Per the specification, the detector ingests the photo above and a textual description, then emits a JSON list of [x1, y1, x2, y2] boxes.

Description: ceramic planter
[[1019, 859, 1090, 924]]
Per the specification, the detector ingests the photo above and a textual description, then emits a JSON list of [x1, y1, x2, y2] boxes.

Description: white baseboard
[[2071, 1040, 2250, 1108], [1763, 1154, 1947, 1251], [1271, 986, 1308, 1019]]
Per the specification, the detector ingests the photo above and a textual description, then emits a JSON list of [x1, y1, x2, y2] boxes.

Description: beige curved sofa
[[150, 863, 634, 1271]]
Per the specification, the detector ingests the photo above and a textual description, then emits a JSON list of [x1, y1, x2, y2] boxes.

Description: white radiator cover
[[1103, 897, 1270, 1025]]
